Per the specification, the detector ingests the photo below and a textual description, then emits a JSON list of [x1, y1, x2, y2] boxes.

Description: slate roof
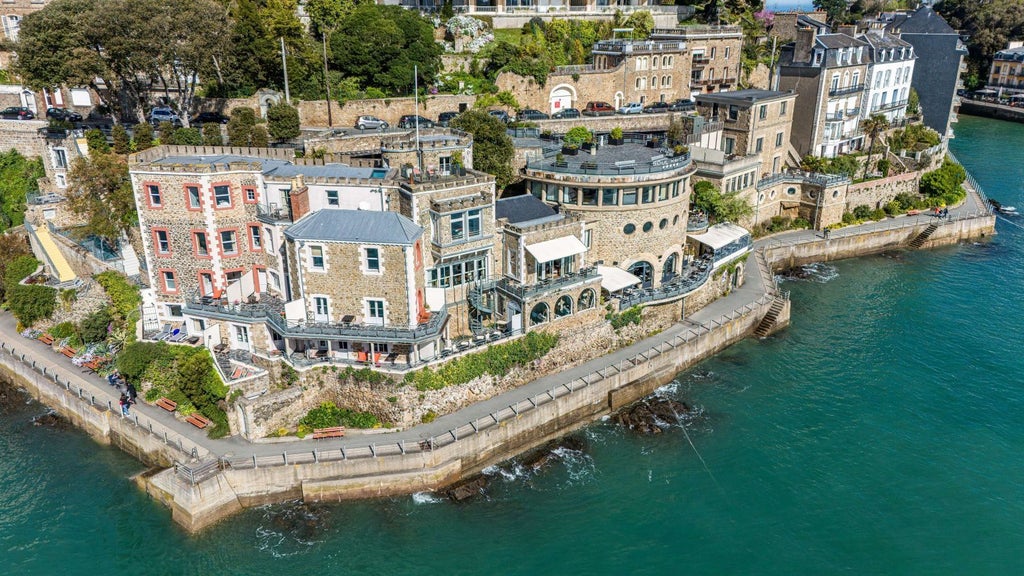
[[284, 209, 422, 245], [886, 6, 957, 35], [816, 34, 869, 50], [495, 194, 560, 225], [995, 46, 1024, 62], [152, 154, 387, 180]]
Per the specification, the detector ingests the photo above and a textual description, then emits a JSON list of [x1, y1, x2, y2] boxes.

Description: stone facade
[[695, 89, 798, 175]]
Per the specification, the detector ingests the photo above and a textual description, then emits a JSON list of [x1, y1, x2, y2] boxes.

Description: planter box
[[609, 137, 624, 145], [562, 146, 579, 156]]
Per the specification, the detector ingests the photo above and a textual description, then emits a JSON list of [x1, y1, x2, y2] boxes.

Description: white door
[[234, 325, 251, 352], [313, 296, 329, 323], [550, 87, 572, 114], [508, 302, 522, 335]]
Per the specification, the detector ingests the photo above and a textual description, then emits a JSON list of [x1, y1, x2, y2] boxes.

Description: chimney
[[837, 24, 856, 37], [289, 175, 310, 222], [794, 27, 817, 64]]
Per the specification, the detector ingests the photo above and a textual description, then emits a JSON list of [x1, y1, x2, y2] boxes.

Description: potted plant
[[451, 150, 466, 175], [563, 125, 591, 155], [554, 152, 567, 166], [541, 129, 554, 141], [673, 144, 689, 157], [609, 127, 624, 145], [648, 136, 663, 148]]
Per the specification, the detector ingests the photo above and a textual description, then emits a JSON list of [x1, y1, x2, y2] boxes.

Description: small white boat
[[998, 205, 1018, 215]]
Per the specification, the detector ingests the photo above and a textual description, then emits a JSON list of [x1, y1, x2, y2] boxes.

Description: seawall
[[959, 99, 1024, 125]]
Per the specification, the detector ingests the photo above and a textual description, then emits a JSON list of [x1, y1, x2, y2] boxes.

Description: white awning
[[689, 222, 750, 250], [598, 265, 642, 292], [525, 235, 588, 263]]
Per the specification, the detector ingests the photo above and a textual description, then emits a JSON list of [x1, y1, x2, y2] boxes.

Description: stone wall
[[299, 95, 478, 128], [844, 171, 921, 211], [0, 119, 48, 161]]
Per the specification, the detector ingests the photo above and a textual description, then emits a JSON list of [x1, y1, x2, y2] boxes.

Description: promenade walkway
[[0, 175, 992, 466]]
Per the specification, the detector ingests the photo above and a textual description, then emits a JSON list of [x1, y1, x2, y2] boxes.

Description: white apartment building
[[861, 30, 916, 123]]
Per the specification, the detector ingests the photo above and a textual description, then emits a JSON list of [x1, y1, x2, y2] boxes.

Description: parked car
[[437, 111, 460, 126], [397, 115, 434, 129], [148, 107, 180, 126], [618, 102, 643, 115], [487, 110, 513, 123], [191, 111, 229, 125], [552, 107, 581, 119], [642, 101, 671, 114], [0, 106, 35, 120], [668, 99, 695, 111], [46, 107, 82, 122], [583, 101, 615, 116], [355, 115, 388, 130], [518, 108, 550, 121]]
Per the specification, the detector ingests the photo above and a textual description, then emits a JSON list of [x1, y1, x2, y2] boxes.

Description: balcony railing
[[691, 55, 710, 66], [870, 99, 908, 114], [497, 266, 599, 301], [825, 112, 844, 121], [828, 83, 865, 97], [256, 203, 292, 224], [525, 145, 691, 177], [618, 260, 712, 309], [185, 297, 448, 343], [756, 170, 850, 190]]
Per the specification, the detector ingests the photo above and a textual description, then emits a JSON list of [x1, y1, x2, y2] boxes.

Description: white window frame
[[220, 230, 237, 255], [365, 298, 386, 325], [309, 245, 326, 271], [326, 190, 339, 206], [362, 246, 381, 274]]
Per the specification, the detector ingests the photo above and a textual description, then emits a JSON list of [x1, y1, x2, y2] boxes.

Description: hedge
[[404, 331, 559, 391]]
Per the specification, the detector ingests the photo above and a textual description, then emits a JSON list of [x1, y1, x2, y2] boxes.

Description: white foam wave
[[411, 491, 443, 505]]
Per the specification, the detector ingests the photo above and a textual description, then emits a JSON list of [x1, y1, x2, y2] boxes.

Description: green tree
[[450, 110, 515, 189], [330, 4, 442, 96], [111, 124, 131, 154], [66, 153, 136, 244], [202, 122, 223, 146], [690, 180, 752, 224], [15, 0, 230, 123], [171, 128, 203, 146], [813, 0, 850, 26], [305, 0, 360, 37], [8, 284, 56, 326], [133, 123, 155, 151], [251, 125, 270, 148], [617, 10, 655, 39], [80, 306, 114, 343], [860, 113, 890, 179], [85, 128, 110, 154], [0, 235, 31, 302], [157, 121, 176, 145], [920, 158, 967, 204], [266, 102, 301, 141], [906, 87, 920, 116], [227, 107, 258, 146], [0, 150, 45, 231]]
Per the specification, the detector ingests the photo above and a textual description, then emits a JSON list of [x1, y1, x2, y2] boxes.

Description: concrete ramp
[[24, 222, 76, 283]]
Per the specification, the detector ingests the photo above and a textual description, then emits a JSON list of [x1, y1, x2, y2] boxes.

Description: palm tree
[[861, 114, 891, 180]]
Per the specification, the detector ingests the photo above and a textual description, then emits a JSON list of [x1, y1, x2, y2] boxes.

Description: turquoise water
[[3, 115, 1024, 575]]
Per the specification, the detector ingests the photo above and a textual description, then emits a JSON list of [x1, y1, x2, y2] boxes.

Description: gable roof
[[284, 209, 422, 245], [496, 194, 560, 225], [887, 6, 956, 35]]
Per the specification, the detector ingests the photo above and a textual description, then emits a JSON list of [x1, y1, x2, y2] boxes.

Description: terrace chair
[[154, 323, 172, 341], [169, 326, 189, 342]]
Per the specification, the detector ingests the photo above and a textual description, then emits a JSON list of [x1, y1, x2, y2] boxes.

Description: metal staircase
[[467, 280, 496, 334]]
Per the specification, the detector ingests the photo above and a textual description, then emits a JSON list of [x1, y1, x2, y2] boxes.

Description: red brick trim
[[247, 223, 263, 252], [197, 270, 215, 297], [242, 185, 259, 205], [151, 227, 172, 257], [211, 180, 234, 210], [184, 183, 203, 211], [142, 180, 163, 209], [191, 229, 212, 260], [222, 267, 245, 296], [157, 268, 178, 294], [217, 227, 241, 258]]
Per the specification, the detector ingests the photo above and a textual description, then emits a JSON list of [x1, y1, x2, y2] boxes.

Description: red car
[[583, 101, 615, 116]]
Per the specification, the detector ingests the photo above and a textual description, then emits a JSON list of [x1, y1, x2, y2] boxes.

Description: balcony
[[870, 99, 908, 114], [828, 83, 865, 97], [692, 55, 710, 66], [618, 259, 712, 309], [185, 295, 448, 344], [825, 111, 844, 121], [718, 76, 738, 86], [256, 203, 292, 224], [496, 266, 599, 301]]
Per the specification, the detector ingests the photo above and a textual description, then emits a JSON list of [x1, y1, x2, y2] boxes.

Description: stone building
[[520, 134, 696, 291], [777, 27, 871, 158], [987, 42, 1024, 93], [770, 11, 828, 43], [694, 89, 798, 175], [860, 30, 916, 124], [498, 25, 744, 114], [880, 5, 967, 138]]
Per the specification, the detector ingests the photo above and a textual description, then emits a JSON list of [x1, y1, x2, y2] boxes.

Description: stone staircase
[[908, 223, 939, 249], [754, 297, 788, 338]]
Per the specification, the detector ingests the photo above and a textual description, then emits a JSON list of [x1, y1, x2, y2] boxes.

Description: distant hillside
[[937, 0, 1024, 84]]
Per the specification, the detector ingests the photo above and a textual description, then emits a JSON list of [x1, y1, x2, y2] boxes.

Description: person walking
[[119, 393, 130, 416]]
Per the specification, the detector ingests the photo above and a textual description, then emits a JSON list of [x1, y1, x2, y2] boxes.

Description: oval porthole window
[[832, 190, 840, 198], [758, 193, 765, 202], [787, 187, 797, 195], [643, 221, 654, 232], [659, 218, 668, 229], [808, 190, 818, 199], [770, 190, 777, 199], [624, 223, 636, 234], [673, 215, 680, 225]]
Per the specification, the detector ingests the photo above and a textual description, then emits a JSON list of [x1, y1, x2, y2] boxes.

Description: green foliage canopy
[[450, 110, 515, 188]]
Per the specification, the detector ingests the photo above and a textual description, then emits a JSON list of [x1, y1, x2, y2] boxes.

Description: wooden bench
[[186, 413, 213, 429], [38, 334, 54, 345], [155, 397, 177, 412], [60, 347, 77, 359], [312, 426, 346, 439], [82, 358, 102, 371]]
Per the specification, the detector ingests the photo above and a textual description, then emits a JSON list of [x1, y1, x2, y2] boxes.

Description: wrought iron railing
[[497, 267, 599, 301]]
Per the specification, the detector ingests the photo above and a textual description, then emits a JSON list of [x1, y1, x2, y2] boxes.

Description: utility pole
[[281, 37, 291, 105], [414, 64, 422, 173], [322, 35, 332, 127]]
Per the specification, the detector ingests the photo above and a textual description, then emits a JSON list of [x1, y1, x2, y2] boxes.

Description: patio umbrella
[[975, 88, 998, 95]]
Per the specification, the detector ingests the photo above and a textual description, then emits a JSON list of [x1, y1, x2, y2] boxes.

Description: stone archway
[[549, 84, 576, 114], [628, 261, 654, 289]]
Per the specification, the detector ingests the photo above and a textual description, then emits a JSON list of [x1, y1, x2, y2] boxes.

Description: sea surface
[[2, 115, 1023, 575]]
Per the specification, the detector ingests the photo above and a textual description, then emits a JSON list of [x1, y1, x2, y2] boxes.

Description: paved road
[[1, 185, 990, 462]]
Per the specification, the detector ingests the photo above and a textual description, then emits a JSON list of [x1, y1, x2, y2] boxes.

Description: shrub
[[4, 255, 39, 294], [117, 341, 171, 383], [920, 158, 967, 206], [883, 200, 901, 216], [339, 365, 392, 385], [133, 123, 155, 151], [281, 364, 299, 387], [421, 410, 437, 424], [404, 331, 559, 391], [202, 122, 223, 146], [8, 284, 56, 326], [564, 125, 593, 146], [266, 102, 301, 141], [50, 321, 77, 339], [299, 401, 381, 429], [852, 205, 873, 219], [606, 305, 643, 330], [171, 127, 203, 146], [610, 127, 624, 140], [870, 208, 887, 221], [80, 306, 114, 343], [85, 128, 110, 154], [111, 125, 131, 155]]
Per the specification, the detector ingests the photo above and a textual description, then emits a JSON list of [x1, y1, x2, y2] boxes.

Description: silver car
[[355, 115, 388, 130]]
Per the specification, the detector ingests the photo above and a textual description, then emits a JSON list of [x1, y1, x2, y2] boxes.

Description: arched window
[[555, 295, 573, 317], [628, 261, 653, 288], [662, 253, 678, 282], [663, 75, 671, 88], [578, 289, 596, 310], [651, 76, 658, 89], [530, 302, 549, 325]]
